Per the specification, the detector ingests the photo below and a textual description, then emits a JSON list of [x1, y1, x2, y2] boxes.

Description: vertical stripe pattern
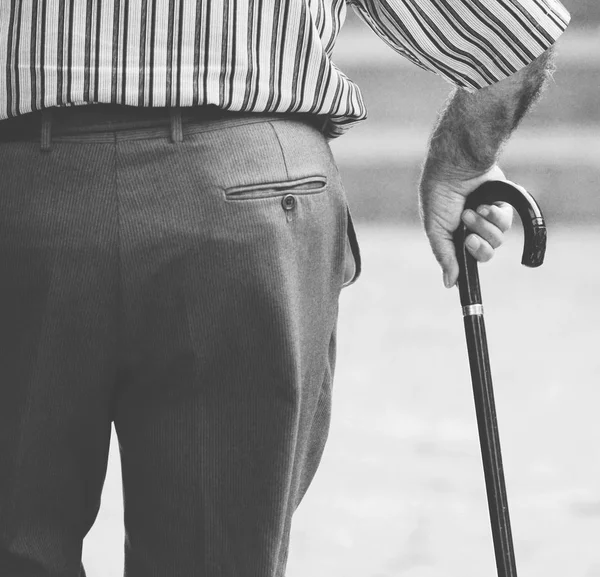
[[0, 0, 570, 138]]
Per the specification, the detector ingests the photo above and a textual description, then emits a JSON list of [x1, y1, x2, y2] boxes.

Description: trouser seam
[[112, 136, 124, 421], [267, 121, 291, 180]]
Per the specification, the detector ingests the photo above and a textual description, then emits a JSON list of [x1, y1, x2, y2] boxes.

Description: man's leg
[[113, 115, 356, 576], [0, 139, 119, 575]]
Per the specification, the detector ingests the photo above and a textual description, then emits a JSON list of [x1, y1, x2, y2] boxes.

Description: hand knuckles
[[487, 212, 505, 228], [475, 248, 494, 262], [495, 207, 514, 231], [469, 221, 503, 248], [488, 230, 504, 249], [486, 205, 509, 223], [487, 205, 501, 218], [468, 239, 494, 262]]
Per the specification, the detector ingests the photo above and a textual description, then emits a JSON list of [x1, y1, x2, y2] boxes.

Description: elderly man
[[0, 1, 569, 575]]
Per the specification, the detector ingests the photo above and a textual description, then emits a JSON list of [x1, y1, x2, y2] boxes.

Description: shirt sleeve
[[347, 0, 571, 90]]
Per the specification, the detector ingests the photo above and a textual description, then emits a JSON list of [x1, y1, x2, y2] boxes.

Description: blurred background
[[84, 2, 599, 575], [332, 0, 599, 224]]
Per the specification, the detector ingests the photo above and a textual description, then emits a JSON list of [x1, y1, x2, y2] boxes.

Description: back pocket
[[225, 176, 327, 201]]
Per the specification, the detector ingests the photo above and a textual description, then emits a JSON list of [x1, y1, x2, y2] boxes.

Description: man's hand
[[419, 49, 555, 288], [420, 164, 513, 288]]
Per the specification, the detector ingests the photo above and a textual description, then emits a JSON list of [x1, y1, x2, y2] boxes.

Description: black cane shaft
[[453, 181, 547, 577], [464, 315, 518, 577]]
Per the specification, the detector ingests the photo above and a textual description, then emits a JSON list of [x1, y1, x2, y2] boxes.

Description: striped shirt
[[0, 0, 570, 138]]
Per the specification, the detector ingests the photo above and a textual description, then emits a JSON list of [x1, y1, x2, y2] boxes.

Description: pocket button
[[282, 194, 296, 211]]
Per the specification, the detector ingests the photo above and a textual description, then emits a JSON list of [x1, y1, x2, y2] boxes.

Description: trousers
[[0, 106, 361, 577]]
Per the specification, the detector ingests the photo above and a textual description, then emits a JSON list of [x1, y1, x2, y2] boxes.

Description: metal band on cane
[[40, 109, 53, 152], [462, 304, 484, 317], [169, 108, 183, 143]]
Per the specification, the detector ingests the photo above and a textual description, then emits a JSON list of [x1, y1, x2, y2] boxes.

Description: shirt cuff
[[349, 0, 571, 90]]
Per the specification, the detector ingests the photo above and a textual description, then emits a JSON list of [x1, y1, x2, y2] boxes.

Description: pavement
[[83, 224, 600, 577]]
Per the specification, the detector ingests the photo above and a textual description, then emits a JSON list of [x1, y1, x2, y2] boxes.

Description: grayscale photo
[[0, 1, 597, 576]]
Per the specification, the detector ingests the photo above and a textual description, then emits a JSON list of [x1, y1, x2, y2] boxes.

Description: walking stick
[[453, 180, 547, 577]]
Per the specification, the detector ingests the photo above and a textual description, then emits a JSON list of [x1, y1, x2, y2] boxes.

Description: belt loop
[[40, 108, 53, 152], [169, 108, 183, 143], [320, 115, 329, 134]]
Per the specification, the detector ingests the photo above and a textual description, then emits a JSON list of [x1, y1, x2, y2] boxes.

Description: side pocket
[[342, 206, 362, 288], [225, 175, 327, 201]]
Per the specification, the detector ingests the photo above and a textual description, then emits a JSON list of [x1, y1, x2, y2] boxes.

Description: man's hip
[[0, 105, 359, 576]]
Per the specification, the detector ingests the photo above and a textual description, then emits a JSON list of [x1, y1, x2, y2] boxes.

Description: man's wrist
[[420, 154, 495, 193], [421, 49, 554, 188]]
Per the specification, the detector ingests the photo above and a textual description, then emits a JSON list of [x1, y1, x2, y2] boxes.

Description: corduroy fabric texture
[[0, 110, 360, 577]]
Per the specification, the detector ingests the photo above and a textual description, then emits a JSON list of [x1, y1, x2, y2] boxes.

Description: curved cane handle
[[453, 180, 547, 307]]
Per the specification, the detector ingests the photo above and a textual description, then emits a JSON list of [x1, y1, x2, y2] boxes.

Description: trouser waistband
[[0, 105, 327, 150]]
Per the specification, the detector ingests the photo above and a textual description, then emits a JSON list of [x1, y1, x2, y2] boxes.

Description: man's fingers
[[476, 202, 513, 232], [435, 206, 506, 289], [465, 234, 494, 262], [461, 208, 505, 249], [433, 228, 498, 288]]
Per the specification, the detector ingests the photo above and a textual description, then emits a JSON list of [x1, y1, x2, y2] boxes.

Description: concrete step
[[334, 27, 600, 68], [332, 31, 599, 129], [331, 127, 599, 166], [331, 128, 600, 224], [330, 27, 599, 224]]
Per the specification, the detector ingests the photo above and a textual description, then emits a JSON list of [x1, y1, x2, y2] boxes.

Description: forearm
[[422, 48, 556, 181]]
